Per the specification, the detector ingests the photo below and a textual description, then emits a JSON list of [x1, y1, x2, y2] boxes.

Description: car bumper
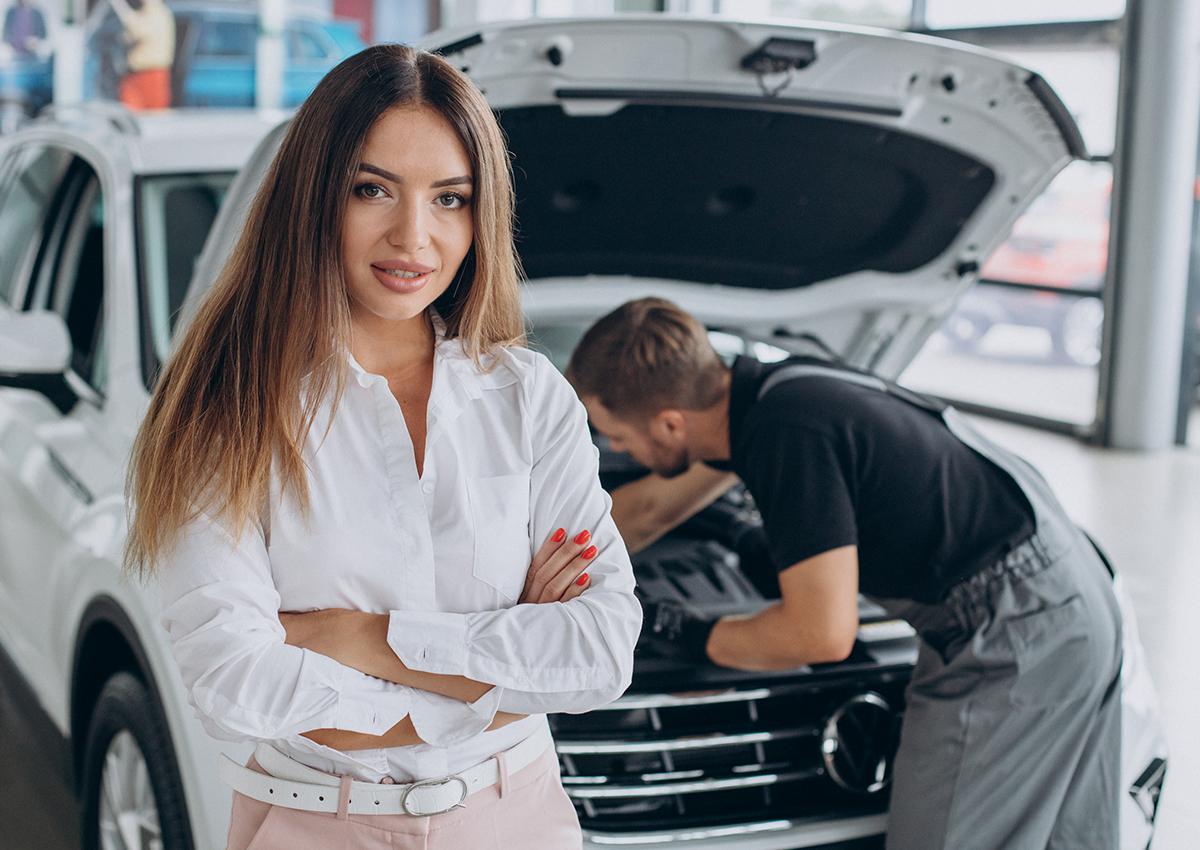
[[583, 813, 886, 849]]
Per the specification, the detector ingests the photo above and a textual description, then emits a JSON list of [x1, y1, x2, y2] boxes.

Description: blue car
[[85, 1, 365, 108], [0, 54, 51, 132]]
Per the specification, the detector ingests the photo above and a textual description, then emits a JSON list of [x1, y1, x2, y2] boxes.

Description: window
[[46, 170, 106, 391], [137, 172, 236, 370], [287, 26, 331, 61], [924, 0, 1126, 29], [0, 146, 71, 307], [196, 19, 257, 59], [15, 157, 108, 394]]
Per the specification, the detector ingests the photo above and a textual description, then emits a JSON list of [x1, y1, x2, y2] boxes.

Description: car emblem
[[821, 692, 897, 794]]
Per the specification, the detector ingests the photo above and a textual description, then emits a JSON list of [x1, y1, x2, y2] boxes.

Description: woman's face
[[342, 105, 475, 330]]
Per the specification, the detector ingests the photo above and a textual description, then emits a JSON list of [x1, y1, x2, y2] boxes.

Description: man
[[567, 297, 1122, 850]]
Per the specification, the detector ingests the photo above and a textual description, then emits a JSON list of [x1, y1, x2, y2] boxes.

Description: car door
[[0, 147, 123, 711], [0, 141, 76, 680]]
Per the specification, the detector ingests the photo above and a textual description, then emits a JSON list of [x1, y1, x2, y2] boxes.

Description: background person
[[567, 297, 1122, 850], [108, 0, 173, 109], [2, 0, 45, 59], [125, 45, 639, 849]]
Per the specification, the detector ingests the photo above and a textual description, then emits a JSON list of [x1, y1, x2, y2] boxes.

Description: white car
[[0, 105, 277, 850], [0, 15, 1165, 850]]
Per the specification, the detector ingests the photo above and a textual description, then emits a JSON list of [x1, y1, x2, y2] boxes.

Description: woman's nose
[[386, 201, 429, 251]]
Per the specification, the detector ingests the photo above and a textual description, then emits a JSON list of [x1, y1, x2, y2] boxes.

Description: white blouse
[[159, 330, 641, 783]]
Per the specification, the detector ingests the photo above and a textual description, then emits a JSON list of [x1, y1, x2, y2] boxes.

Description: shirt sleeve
[[386, 354, 642, 716], [738, 415, 859, 571], [159, 513, 492, 748]]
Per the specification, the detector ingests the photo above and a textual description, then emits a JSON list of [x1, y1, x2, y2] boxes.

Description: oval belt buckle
[[400, 775, 469, 817]]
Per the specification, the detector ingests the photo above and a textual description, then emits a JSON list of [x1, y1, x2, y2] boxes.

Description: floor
[[0, 414, 1196, 850]]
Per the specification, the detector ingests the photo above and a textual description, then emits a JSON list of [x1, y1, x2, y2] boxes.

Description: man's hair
[[567, 298, 728, 418]]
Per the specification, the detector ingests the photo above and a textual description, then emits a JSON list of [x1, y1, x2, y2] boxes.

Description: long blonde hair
[[125, 45, 525, 578]]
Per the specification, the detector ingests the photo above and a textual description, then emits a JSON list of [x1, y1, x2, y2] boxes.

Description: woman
[[125, 45, 641, 849]]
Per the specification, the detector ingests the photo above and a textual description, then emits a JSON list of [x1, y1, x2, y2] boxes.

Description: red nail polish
[[582, 545, 597, 560], [574, 530, 591, 545], [552, 528, 566, 543], [576, 573, 589, 586]]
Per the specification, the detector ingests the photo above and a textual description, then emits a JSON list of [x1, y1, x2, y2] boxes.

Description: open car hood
[[425, 16, 1083, 377], [191, 16, 1082, 379]]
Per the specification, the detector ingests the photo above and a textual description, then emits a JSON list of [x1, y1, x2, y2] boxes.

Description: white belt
[[218, 724, 553, 817]]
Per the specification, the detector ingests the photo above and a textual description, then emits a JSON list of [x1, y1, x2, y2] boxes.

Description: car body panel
[[0, 106, 274, 850]]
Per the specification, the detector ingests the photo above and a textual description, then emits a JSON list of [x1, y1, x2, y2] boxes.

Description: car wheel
[[1053, 297, 1104, 366], [81, 672, 193, 850]]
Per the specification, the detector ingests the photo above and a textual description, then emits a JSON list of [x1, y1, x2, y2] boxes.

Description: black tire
[[80, 672, 194, 850]]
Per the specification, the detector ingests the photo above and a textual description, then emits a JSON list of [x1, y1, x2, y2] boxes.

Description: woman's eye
[[437, 192, 468, 210], [355, 183, 385, 199]]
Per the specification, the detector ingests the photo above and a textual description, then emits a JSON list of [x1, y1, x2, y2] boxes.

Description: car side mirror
[[0, 310, 78, 412], [0, 309, 71, 374]]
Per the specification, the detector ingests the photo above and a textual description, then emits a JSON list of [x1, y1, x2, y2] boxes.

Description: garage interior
[[0, 1, 1198, 849]]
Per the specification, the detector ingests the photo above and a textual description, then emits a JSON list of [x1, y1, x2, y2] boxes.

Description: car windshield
[[137, 172, 236, 366]]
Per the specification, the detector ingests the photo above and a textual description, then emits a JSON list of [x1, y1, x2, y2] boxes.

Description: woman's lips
[[371, 261, 435, 294]]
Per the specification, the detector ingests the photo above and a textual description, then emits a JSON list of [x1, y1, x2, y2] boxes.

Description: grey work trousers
[[878, 410, 1123, 850]]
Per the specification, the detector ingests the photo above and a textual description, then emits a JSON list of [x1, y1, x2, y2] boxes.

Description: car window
[[47, 172, 106, 391], [196, 19, 256, 58], [0, 146, 72, 308], [287, 26, 330, 61], [137, 172, 236, 370], [20, 158, 107, 393]]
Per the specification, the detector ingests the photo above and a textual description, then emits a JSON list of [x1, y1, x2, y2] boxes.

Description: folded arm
[[288, 359, 642, 718], [160, 516, 495, 750]]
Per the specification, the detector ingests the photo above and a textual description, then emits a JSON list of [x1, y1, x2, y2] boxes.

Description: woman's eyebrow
[[358, 163, 473, 188]]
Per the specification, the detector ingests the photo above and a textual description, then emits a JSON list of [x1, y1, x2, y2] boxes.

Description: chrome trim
[[556, 726, 817, 755], [582, 813, 888, 846], [554, 725, 816, 753], [564, 767, 821, 799], [595, 688, 774, 710], [821, 692, 894, 795]]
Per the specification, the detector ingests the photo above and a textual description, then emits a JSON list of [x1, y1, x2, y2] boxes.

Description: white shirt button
[[429, 414, 437, 425], [517, 675, 530, 685], [264, 725, 277, 735], [422, 481, 435, 494]]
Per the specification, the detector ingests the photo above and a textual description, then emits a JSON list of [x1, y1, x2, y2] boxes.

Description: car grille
[[548, 673, 909, 834]]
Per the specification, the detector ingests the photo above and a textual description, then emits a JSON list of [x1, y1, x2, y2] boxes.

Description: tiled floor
[[968, 413, 1200, 850]]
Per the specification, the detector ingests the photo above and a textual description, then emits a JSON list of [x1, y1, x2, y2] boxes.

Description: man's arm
[[706, 545, 860, 670], [609, 463, 738, 553]]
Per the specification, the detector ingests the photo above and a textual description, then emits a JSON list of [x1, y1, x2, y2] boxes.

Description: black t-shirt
[[728, 356, 1035, 603]]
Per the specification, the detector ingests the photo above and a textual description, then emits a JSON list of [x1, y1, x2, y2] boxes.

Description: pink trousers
[[225, 746, 582, 850]]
